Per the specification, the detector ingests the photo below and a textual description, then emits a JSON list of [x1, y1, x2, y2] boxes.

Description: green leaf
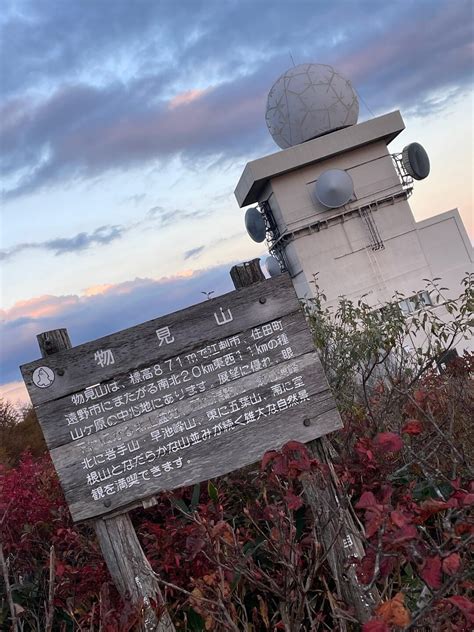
[[185, 608, 205, 630], [294, 505, 306, 540], [230, 570, 242, 589], [242, 535, 266, 557], [412, 480, 453, 502], [207, 480, 218, 503], [170, 497, 191, 515], [191, 483, 201, 510]]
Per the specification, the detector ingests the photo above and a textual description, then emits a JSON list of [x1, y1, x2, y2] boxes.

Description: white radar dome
[[266, 63, 359, 149]]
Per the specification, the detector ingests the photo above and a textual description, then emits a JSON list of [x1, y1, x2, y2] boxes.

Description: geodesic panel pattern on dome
[[265, 63, 359, 149]]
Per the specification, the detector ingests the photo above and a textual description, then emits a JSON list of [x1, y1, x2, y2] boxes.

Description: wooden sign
[[21, 274, 342, 522]]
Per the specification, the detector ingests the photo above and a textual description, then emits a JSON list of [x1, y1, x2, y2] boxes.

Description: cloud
[[334, 1, 473, 117], [0, 380, 30, 407], [169, 88, 209, 109], [0, 225, 124, 261], [0, 73, 270, 200], [147, 206, 211, 229], [1, 1, 472, 199], [122, 193, 147, 206], [1, 224, 125, 260], [0, 205, 213, 261], [184, 245, 205, 260], [0, 263, 237, 385]]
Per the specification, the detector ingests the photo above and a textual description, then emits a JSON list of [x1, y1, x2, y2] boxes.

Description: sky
[[1, 0, 473, 405]]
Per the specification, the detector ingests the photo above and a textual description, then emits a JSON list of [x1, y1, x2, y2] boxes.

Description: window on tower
[[398, 291, 432, 315]]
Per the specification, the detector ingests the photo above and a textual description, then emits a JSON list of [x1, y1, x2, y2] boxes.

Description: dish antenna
[[314, 168, 354, 208], [245, 207, 266, 242], [265, 255, 282, 277], [402, 142, 430, 180]]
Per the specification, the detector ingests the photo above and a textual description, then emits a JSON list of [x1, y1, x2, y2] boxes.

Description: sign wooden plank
[[21, 274, 342, 522], [22, 274, 301, 406], [29, 313, 314, 450]]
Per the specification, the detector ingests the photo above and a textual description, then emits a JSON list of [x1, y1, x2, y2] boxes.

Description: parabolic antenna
[[245, 207, 266, 242], [402, 143, 430, 180], [265, 256, 282, 277], [314, 169, 354, 208]]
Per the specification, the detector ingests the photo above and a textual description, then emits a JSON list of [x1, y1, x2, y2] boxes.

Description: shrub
[[1, 275, 472, 630]]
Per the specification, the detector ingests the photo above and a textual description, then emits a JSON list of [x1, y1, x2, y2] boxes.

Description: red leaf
[[282, 440, 307, 454], [362, 621, 390, 632], [455, 522, 474, 536], [390, 524, 418, 546], [375, 432, 403, 453], [446, 596, 474, 623], [458, 492, 474, 507], [417, 498, 453, 522], [261, 450, 278, 470], [413, 389, 426, 403], [355, 491, 378, 509], [402, 419, 423, 435], [365, 509, 384, 538], [272, 455, 289, 476], [284, 491, 303, 511], [442, 552, 461, 576], [390, 510, 409, 528], [355, 438, 375, 462], [420, 555, 442, 589]]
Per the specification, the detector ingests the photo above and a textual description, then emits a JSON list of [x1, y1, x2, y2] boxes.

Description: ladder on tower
[[360, 204, 387, 293], [365, 245, 387, 293], [360, 204, 384, 251]]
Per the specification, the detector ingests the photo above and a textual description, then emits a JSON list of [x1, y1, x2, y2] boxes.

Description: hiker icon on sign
[[32, 366, 55, 388]]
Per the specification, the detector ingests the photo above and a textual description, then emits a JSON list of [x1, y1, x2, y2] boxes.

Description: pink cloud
[[82, 283, 115, 297], [168, 88, 210, 109], [1, 272, 198, 323], [1, 294, 79, 322], [1, 263, 237, 387], [0, 380, 30, 407]]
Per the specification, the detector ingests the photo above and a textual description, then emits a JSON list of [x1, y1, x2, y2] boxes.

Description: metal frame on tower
[[259, 200, 288, 272], [391, 152, 414, 197]]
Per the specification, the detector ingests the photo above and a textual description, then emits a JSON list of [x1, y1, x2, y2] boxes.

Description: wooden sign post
[[22, 269, 374, 627], [36, 330, 175, 632], [230, 261, 378, 626]]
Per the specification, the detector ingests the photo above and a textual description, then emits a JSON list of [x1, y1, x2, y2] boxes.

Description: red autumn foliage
[[443, 553, 461, 576], [375, 592, 411, 626], [1, 353, 473, 630], [420, 556, 443, 590], [374, 432, 403, 454], [401, 419, 424, 435], [362, 622, 390, 632], [446, 596, 474, 624]]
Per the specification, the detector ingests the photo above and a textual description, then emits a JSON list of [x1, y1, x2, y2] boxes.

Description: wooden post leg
[[304, 436, 378, 624], [37, 330, 176, 632], [94, 515, 175, 631], [229, 264, 378, 625]]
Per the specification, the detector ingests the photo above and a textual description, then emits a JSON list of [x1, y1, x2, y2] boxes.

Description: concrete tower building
[[235, 64, 472, 322]]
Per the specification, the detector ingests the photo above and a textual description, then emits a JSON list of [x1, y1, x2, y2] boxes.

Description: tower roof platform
[[235, 110, 405, 207]]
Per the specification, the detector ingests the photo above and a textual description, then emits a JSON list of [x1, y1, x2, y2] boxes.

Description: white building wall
[[416, 209, 473, 299], [263, 150, 472, 310]]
